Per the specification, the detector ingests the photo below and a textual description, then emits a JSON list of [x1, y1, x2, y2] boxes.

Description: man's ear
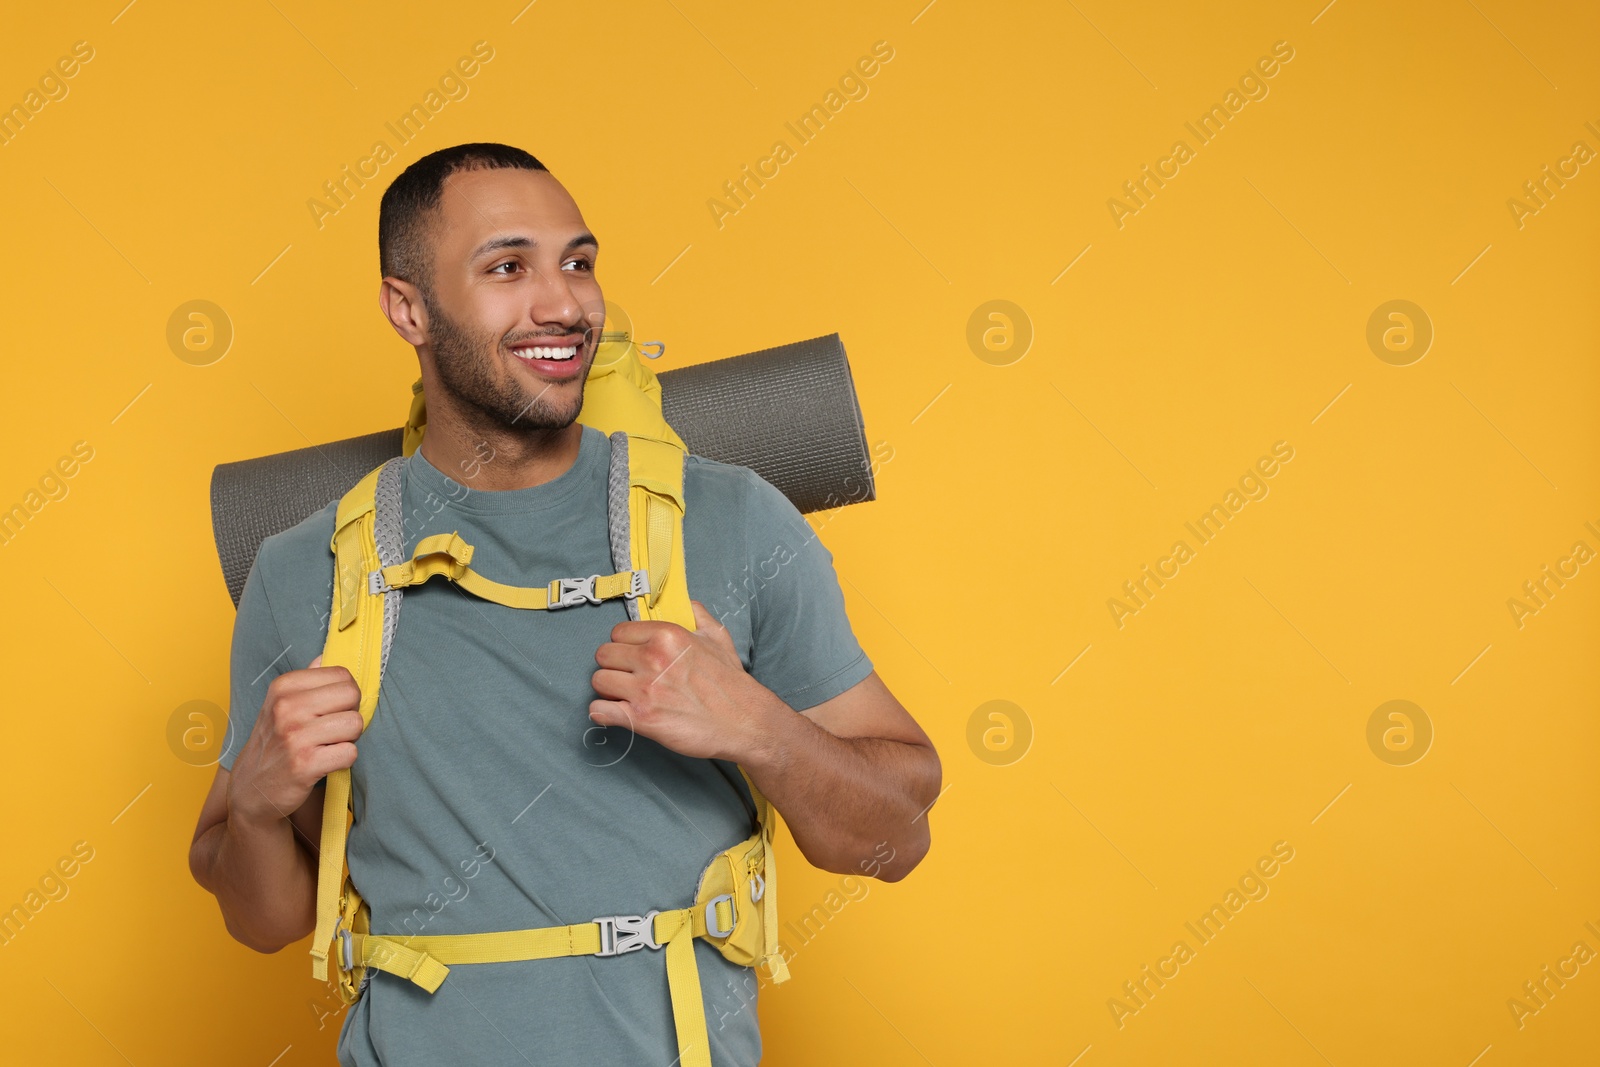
[[379, 276, 429, 347]]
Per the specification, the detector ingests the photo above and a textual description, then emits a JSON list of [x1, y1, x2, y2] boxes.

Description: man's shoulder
[[682, 453, 794, 522], [250, 498, 338, 594], [684, 452, 754, 496], [228, 499, 338, 688]]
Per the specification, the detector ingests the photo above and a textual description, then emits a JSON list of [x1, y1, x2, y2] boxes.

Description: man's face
[[419, 167, 606, 433]]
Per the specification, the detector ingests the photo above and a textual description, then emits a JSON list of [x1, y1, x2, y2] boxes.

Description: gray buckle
[[368, 570, 390, 595], [704, 893, 736, 938], [551, 575, 603, 609], [594, 911, 662, 956], [550, 571, 650, 608], [338, 926, 354, 971]]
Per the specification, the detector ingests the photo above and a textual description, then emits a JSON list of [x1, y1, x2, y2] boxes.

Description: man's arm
[[590, 602, 941, 882], [188, 657, 363, 952], [747, 667, 940, 881]]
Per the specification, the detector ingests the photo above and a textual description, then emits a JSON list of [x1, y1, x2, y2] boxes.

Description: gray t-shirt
[[221, 424, 873, 1066]]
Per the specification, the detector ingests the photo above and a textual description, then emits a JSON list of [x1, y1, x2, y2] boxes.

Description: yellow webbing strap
[[350, 932, 451, 993], [660, 909, 714, 1066], [311, 464, 388, 982], [355, 908, 717, 1067], [376, 531, 639, 610]]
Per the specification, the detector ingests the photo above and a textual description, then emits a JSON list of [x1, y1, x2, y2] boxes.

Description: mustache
[[504, 324, 600, 349]]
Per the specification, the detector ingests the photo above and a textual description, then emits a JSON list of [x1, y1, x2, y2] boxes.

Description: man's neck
[[418, 416, 584, 492]]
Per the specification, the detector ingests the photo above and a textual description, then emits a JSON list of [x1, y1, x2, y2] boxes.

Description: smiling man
[[187, 142, 940, 1066]]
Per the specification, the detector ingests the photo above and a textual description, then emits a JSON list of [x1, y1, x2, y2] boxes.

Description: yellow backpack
[[310, 336, 790, 1067]]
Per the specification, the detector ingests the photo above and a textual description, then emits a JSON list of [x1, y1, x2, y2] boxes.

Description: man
[[188, 142, 940, 1066]]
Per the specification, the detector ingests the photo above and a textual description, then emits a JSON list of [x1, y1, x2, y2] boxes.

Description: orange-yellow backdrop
[[1, 1, 1596, 1064]]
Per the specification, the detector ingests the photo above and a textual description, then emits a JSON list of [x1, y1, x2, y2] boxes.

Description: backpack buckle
[[551, 575, 602, 609], [594, 911, 662, 956]]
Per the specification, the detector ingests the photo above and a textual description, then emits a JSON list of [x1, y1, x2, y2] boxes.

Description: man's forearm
[[740, 701, 940, 881], [587, 609, 940, 879], [192, 808, 317, 953]]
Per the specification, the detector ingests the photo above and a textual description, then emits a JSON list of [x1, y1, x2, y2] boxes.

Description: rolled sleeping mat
[[210, 331, 873, 608]]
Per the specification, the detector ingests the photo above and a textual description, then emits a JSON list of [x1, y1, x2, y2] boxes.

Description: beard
[[425, 293, 589, 433]]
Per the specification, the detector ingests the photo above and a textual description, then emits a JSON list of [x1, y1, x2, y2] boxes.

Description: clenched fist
[[589, 600, 785, 764], [227, 654, 363, 825]]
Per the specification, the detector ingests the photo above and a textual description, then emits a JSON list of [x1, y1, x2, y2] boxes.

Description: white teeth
[[512, 344, 578, 361]]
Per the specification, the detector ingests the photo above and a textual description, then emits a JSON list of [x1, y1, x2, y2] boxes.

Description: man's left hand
[[589, 600, 782, 763]]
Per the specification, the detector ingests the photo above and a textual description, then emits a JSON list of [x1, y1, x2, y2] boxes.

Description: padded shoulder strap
[[608, 430, 791, 982], [311, 457, 406, 981], [609, 431, 694, 629]]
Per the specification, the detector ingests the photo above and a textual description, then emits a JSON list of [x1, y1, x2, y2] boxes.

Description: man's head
[[377, 143, 606, 440]]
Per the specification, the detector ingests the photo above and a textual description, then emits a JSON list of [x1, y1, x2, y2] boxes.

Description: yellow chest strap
[[371, 529, 650, 610]]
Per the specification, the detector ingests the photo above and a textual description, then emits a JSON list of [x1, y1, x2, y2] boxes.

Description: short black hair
[[378, 142, 550, 302]]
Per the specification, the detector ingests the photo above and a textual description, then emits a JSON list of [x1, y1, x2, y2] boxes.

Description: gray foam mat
[[210, 332, 873, 607]]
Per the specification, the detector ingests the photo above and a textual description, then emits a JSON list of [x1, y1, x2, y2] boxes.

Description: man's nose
[[523, 262, 585, 329]]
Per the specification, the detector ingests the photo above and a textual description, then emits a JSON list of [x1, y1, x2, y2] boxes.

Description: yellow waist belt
[[331, 822, 783, 1067], [311, 427, 790, 1067]]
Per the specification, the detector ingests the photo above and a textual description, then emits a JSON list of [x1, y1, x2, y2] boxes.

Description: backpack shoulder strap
[[608, 429, 790, 983], [608, 430, 693, 626], [310, 456, 406, 984]]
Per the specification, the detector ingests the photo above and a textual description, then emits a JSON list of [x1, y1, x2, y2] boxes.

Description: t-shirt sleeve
[[739, 469, 874, 711], [218, 551, 293, 772]]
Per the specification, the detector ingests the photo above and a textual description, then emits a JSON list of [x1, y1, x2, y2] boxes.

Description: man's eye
[[491, 261, 519, 274], [562, 259, 593, 272]]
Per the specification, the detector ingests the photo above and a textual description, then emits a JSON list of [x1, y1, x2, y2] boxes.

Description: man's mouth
[[509, 335, 587, 377]]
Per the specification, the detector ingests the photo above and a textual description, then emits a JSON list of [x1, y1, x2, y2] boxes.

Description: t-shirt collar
[[403, 424, 603, 514]]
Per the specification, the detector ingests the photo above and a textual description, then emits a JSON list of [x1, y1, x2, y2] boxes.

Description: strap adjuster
[[594, 911, 662, 956], [625, 569, 650, 600], [704, 894, 736, 938]]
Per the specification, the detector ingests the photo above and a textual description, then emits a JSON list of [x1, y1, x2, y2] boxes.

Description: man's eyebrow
[[470, 232, 599, 260]]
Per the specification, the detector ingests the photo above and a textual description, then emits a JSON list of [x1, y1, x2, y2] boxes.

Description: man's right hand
[[189, 653, 361, 951], [226, 654, 363, 826]]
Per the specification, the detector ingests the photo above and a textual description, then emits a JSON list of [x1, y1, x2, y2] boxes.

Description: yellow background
[[1, 0, 1596, 1063]]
